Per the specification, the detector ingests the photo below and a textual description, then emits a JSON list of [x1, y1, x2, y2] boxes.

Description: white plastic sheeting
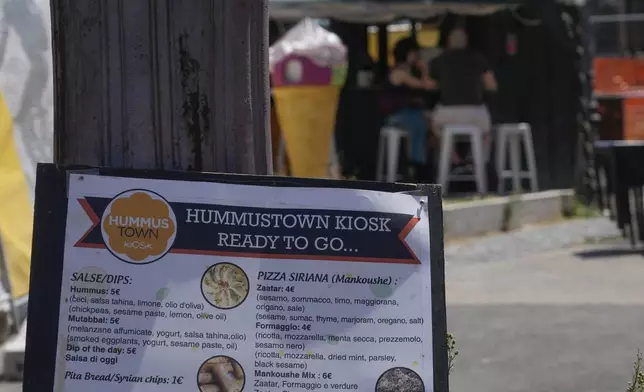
[[269, 18, 347, 72], [0, 0, 53, 377], [0, 0, 54, 195], [0, 0, 53, 337]]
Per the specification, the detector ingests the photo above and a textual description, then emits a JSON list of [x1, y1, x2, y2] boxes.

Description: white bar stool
[[437, 125, 487, 195], [376, 126, 408, 183], [495, 123, 539, 194]]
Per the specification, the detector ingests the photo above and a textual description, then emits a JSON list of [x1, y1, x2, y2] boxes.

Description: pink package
[[271, 54, 333, 86], [269, 18, 347, 87]]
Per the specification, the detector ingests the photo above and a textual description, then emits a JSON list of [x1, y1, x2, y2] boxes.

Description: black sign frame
[[24, 163, 448, 392]]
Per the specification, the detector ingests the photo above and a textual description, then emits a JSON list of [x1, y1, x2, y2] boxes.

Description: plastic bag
[[270, 18, 347, 71], [269, 18, 347, 86]]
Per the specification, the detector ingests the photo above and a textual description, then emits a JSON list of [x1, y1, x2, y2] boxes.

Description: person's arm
[[391, 68, 436, 90], [482, 70, 498, 92], [479, 55, 498, 92], [416, 59, 439, 90], [415, 59, 429, 80]]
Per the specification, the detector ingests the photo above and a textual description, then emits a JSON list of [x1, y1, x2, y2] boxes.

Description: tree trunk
[[51, 0, 271, 174]]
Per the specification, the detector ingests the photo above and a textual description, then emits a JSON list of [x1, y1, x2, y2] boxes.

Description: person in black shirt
[[429, 29, 497, 162], [384, 37, 436, 180]]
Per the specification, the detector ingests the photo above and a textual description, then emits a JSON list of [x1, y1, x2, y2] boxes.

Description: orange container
[[623, 97, 644, 140]]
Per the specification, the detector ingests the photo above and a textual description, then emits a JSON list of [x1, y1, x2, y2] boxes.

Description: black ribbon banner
[[75, 197, 421, 264]]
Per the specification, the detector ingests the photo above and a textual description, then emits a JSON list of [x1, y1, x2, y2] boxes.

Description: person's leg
[[471, 106, 492, 160], [388, 109, 429, 182], [404, 109, 428, 165]]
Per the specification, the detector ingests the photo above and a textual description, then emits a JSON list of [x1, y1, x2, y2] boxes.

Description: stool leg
[[509, 135, 521, 193], [485, 132, 492, 163], [376, 132, 385, 181], [521, 130, 539, 192], [438, 132, 454, 195], [471, 133, 488, 194], [496, 131, 507, 194], [386, 132, 402, 183]]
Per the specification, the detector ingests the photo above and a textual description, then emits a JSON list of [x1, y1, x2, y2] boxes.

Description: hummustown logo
[[100, 190, 177, 264]]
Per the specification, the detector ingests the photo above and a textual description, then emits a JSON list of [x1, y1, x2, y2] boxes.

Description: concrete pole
[[50, 0, 271, 174]]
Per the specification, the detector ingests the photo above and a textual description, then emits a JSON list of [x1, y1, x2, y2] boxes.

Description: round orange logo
[[101, 190, 177, 264]]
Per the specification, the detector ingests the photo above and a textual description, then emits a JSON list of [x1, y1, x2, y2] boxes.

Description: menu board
[[24, 166, 446, 392]]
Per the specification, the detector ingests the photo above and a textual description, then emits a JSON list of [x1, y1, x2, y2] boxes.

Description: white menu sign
[[55, 174, 432, 392]]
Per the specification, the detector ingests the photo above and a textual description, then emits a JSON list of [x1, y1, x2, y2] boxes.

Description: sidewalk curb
[[443, 190, 575, 240]]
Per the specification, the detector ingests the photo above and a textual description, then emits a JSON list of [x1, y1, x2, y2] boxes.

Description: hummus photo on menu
[[375, 367, 425, 392], [197, 356, 245, 392], [201, 263, 249, 309]]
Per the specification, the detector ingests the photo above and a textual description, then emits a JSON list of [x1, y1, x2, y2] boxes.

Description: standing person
[[430, 28, 498, 166], [384, 37, 436, 182]]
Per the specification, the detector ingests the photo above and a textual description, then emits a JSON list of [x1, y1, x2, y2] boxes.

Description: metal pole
[[377, 23, 389, 83], [576, 0, 600, 204], [617, 0, 629, 55], [51, 0, 271, 174]]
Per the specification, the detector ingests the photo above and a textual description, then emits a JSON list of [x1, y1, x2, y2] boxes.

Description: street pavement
[[0, 384, 17, 392], [447, 218, 644, 392]]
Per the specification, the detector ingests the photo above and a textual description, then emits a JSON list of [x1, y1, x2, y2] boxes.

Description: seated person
[[385, 37, 436, 181], [429, 29, 498, 166]]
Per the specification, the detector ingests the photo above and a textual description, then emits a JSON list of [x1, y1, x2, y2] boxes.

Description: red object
[[623, 97, 644, 140], [506, 34, 517, 56], [592, 57, 644, 94], [271, 54, 332, 86]]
